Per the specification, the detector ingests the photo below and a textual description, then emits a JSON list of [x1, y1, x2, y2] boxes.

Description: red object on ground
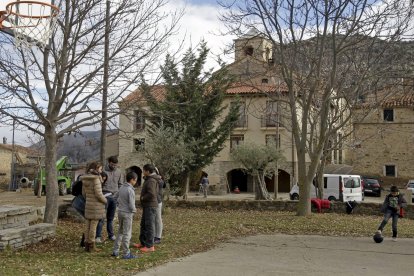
[[311, 198, 331, 213], [233, 187, 240, 194], [400, 207, 405, 218]]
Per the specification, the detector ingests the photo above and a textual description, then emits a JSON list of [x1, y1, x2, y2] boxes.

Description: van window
[[324, 177, 327, 189], [344, 177, 360, 188]]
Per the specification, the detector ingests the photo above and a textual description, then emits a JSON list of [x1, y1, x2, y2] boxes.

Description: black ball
[[373, 233, 383, 243]]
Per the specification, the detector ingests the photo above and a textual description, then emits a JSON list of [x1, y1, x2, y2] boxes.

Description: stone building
[[349, 91, 414, 180]]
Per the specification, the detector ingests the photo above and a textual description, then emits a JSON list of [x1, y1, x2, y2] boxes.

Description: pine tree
[[143, 42, 240, 197]]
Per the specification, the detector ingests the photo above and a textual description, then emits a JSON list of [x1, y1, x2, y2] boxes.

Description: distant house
[[0, 140, 41, 189]]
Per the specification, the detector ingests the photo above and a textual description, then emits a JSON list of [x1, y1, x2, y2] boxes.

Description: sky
[[0, 0, 235, 146]]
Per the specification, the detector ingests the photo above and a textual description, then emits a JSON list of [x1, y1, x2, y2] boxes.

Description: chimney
[[3, 137, 6, 144]]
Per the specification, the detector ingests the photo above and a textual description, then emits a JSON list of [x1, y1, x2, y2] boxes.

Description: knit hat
[[390, 185, 399, 193]]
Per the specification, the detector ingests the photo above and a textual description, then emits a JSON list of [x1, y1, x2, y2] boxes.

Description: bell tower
[[234, 28, 273, 63]]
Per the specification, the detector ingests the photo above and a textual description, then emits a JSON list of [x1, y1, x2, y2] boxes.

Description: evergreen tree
[[143, 42, 240, 197]]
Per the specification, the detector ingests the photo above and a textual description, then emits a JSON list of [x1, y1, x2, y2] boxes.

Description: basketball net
[[5, 1, 59, 50]]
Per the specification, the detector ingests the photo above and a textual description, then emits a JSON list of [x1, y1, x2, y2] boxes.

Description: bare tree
[[0, 0, 181, 223], [221, 0, 414, 215]]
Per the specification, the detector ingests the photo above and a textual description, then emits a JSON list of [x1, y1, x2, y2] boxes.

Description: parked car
[[289, 174, 363, 202], [362, 177, 381, 197], [406, 180, 414, 202]]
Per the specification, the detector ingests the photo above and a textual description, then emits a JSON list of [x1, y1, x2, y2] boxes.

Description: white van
[[289, 174, 363, 202]]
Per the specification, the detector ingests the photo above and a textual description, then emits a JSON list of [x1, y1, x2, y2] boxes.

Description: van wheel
[[291, 194, 299, 200], [328, 196, 336, 201]]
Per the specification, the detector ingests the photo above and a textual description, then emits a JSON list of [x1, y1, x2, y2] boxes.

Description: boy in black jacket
[[376, 185, 407, 241]]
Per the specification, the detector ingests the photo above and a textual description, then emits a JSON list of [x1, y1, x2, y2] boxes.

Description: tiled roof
[[122, 85, 166, 103], [381, 92, 414, 108], [226, 83, 288, 95], [123, 83, 288, 103]]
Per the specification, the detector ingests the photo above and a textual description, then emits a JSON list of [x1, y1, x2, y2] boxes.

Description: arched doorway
[[227, 169, 248, 192], [264, 169, 291, 193], [126, 166, 142, 186]]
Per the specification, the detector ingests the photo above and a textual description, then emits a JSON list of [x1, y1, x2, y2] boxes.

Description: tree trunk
[[43, 127, 59, 224], [296, 154, 312, 216], [316, 159, 326, 199], [255, 172, 272, 200], [182, 173, 190, 200], [273, 169, 279, 200]]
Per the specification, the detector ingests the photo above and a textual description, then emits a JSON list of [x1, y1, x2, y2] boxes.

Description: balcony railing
[[261, 114, 279, 127]]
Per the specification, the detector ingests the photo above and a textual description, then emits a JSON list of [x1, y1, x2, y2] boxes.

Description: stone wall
[[167, 200, 414, 220], [350, 107, 414, 178], [0, 205, 54, 251], [0, 205, 45, 230], [0, 223, 55, 250]]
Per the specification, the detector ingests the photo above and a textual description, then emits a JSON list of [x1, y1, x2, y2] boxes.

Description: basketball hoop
[[1, 1, 59, 49]]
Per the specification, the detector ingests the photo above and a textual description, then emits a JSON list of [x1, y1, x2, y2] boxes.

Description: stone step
[[0, 223, 56, 250]]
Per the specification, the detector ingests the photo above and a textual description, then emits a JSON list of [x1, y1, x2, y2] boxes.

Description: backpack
[[71, 175, 83, 196]]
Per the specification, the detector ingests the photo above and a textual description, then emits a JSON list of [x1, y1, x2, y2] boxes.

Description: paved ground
[[136, 234, 414, 276]]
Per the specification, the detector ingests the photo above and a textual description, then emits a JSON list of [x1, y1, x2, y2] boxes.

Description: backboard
[[0, 1, 58, 48]]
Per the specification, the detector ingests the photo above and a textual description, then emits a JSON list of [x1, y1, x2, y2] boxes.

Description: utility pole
[[273, 95, 280, 199], [9, 119, 16, 191], [100, 0, 110, 165]]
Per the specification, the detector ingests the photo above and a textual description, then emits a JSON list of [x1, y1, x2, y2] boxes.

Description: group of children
[[111, 163, 163, 259], [77, 160, 164, 259]]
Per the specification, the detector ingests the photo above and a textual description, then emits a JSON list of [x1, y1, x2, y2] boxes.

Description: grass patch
[[1, 207, 414, 275]]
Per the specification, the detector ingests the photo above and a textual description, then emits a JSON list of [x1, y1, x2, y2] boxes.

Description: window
[[261, 78, 269, 84], [383, 109, 394, 122], [244, 46, 254, 56], [385, 165, 396, 177], [262, 101, 278, 127], [134, 111, 145, 131], [265, 134, 280, 148], [230, 135, 244, 150], [231, 102, 247, 128], [133, 138, 145, 152], [344, 177, 360, 188]]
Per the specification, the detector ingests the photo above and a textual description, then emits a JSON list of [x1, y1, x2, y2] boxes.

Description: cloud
[[165, 0, 235, 69], [0, 0, 235, 146]]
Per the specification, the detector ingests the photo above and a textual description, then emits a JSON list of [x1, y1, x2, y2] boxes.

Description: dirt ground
[[0, 188, 73, 207]]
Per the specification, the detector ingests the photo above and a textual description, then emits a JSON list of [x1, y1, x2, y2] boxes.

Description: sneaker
[[109, 236, 116, 241], [139, 246, 155, 253], [111, 252, 119, 258], [154, 237, 161, 244], [392, 237, 397, 242], [122, 253, 138, 259], [133, 243, 144, 249], [95, 237, 102, 244]]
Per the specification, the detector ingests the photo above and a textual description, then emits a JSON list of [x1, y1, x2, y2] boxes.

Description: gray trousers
[[113, 211, 134, 256], [155, 202, 163, 238]]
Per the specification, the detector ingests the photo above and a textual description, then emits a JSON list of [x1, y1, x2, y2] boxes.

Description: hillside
[[30, 130, 117, 164]]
